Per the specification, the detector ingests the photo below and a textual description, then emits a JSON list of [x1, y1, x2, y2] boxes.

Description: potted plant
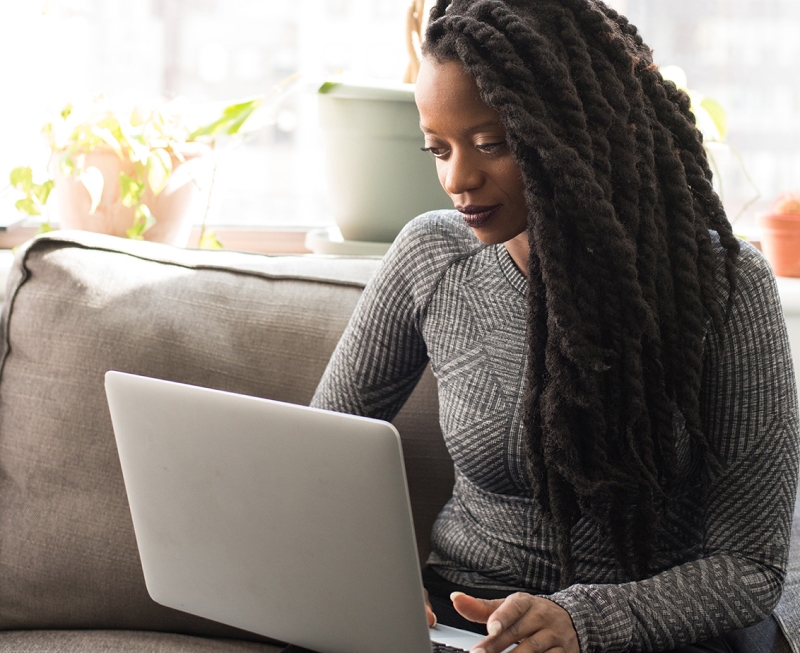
[[759, 192, 800, 277], [9, 95, 263, 248], [312, 0, 449, 249], [316, 77, 450, 246]]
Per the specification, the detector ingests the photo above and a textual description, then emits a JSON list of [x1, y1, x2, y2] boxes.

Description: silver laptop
[[105, 371, 486, 653]]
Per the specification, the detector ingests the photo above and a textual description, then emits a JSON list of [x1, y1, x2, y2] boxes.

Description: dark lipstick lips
[[457, 205, 501, 228]]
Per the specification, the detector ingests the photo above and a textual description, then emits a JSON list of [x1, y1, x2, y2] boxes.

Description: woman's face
[[414, 57, 528, 246]]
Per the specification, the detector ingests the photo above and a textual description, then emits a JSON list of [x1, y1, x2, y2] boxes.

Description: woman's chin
[[469, 228, 504, 245], [469, 225, 527, 246]]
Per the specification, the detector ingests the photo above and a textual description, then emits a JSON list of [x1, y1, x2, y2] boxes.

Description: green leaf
[[33, 179, 54, 205], [129, 106, 145, 127], [119, 172, 145, 208], [125, 133, 151, 164], [126, 224, 145, 240], [91, 125, 124, 158], [198, 228, 224, 249], [147, 148, 173, 195], [80, 167, 104, 215], [10, 166, 33, 193], [60, 103, 73, 120], [140, 204, 156, 230], [699, 96, 727, 141], [68, 124, 98, 153], [126, 204, 156, 239], [152, 110, 167, 132], [15, 197, 41, 216], [317, 81, 341, 94], [188, 97, 263, 139], [37, 221, 54, 234], [59, 154, 76, 176]]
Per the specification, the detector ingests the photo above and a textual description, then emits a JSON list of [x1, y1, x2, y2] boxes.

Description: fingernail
[[432, 613, 437, 627], [487, 621, 502, 636], [450, 591, 466, 601]]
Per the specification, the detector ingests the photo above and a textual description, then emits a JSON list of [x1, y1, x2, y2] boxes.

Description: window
[[620, 0, 800, 232], [0, 0, 411, 233], [1, 0, 798, 236]]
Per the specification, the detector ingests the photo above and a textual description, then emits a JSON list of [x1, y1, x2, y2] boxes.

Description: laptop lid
[[105, 371, 482, 653]]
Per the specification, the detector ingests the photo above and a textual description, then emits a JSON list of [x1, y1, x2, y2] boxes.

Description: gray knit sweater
[[311, 211, 800, 652]]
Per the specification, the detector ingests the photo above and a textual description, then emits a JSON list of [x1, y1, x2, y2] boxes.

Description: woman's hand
[[450, 591, 579, 653]]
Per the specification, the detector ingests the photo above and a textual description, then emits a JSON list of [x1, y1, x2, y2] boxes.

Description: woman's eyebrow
[[419, 119, 504, 135], [463, 120, 503, 134]]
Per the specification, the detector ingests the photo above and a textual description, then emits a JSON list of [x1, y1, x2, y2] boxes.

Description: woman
[[311, 1, 799, 651]]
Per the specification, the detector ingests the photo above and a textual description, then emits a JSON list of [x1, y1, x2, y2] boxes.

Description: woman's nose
[[441, 150, 483, 196]]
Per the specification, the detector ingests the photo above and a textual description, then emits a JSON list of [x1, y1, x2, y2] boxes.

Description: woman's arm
[[543, 244, 800, 652], [450, 243, 799, 653], [311, 211, 473, 420], [310, 232, 429, 419]]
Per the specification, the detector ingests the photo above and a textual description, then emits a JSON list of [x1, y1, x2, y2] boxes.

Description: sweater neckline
[[495, 244, 527, 296]]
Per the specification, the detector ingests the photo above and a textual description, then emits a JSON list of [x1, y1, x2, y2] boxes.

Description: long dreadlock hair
[[422, 0, 740, 584]]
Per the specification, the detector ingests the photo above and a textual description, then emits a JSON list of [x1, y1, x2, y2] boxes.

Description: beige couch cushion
[[0, 631, 283, 653], [0, 231, 452, 636]]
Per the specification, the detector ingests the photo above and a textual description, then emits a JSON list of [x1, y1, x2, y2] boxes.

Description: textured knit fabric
[[311, 211, 800, 653], [0, 631, 281, 653], [774, 482, 800, 650]]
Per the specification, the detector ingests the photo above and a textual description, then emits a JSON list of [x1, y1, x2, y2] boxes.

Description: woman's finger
[[450, 591, 505, 624], [508, 632, 564, 653], [471, 594, 544, 653], [473, 595, 579, 653], [424, 588, 437, 627], [484, 592, 538, 638]]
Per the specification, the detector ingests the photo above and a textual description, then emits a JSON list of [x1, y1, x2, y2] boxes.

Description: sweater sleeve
[[547, 244, 800, 652], [310, 212, 471, 420]]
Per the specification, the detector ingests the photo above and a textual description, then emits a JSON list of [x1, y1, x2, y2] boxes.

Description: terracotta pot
[[759, 212, 800, 277], [53, 144, 210, 247]]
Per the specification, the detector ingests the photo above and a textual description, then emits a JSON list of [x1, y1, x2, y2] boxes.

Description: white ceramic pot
[[318, 79, 451, 244]]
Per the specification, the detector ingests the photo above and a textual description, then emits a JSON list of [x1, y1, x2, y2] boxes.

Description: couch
[[0, 231, 796, 652]]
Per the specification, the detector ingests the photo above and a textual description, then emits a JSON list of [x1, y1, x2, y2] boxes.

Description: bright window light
[[0, 0, 798, 232]]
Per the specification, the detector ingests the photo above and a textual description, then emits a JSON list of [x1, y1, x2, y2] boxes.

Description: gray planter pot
[[318, 80, 451, 244]]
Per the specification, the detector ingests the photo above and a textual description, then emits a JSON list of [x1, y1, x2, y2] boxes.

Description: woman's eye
[[421, 146, 449, 158], [477, 141, 506, 153]]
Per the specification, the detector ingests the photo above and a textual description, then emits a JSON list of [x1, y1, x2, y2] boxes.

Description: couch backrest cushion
[[0, 231, 452, 634]]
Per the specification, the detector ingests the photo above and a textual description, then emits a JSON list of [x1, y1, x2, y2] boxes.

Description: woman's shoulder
[[367, 210, 487, 308], [394, 209, 482, 254], [383, 210, 485, 275], [731, 236, 774, 283], [709, 233, 778, 309]]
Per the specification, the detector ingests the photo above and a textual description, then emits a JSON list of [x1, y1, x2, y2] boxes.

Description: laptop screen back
[[105, 371, 434, 653]]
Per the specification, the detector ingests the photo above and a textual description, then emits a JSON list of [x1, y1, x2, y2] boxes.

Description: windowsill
[[0, 226, 343, 303], [0, 226, 314, 255]]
